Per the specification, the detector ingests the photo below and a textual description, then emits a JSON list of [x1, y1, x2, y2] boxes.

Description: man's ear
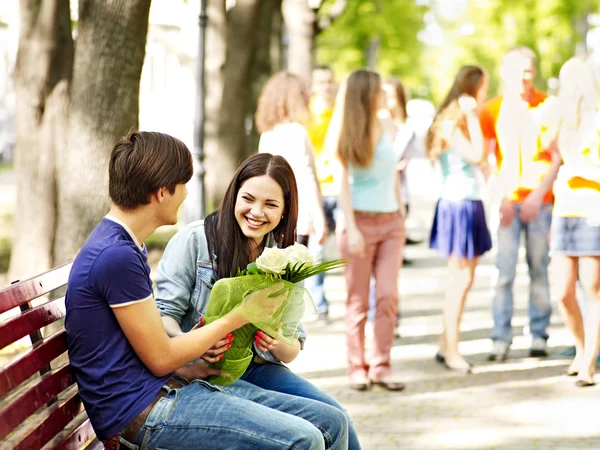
[[153, 187, 167, 204]]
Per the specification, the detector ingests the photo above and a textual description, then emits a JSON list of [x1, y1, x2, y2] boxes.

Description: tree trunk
[[246, 0, 283, 156], [10, 0, 73, 281], [282, 0, 316, 81], [204, 0, 262, 209], [53, 0, 152, 264]]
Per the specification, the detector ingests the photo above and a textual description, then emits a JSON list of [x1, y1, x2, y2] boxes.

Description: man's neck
[[107, 205, 160, 246]]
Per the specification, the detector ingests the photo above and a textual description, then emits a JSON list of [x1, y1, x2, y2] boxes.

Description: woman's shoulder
[[166, 220, 210, 258]]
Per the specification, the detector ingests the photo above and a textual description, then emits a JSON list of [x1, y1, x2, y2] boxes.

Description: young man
[[479, 48, 561, 361], [65, 131, 348, 450], [307, 65, 337, 323]]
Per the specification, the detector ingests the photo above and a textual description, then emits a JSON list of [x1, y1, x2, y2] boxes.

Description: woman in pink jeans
[[326, 69, 406, 391]]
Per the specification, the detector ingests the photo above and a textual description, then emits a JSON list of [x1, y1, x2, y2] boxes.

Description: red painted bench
[[0, 263, 102, 449]]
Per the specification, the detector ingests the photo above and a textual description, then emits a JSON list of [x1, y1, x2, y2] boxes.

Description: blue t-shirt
[[349, 131, 400, 212], [65, 217, 169, 440]]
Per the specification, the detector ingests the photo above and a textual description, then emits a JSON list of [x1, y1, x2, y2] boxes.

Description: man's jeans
[[306, 196, 339, 314], [491, 203, 553, 345], [121, 379, 348, 450], [242, 361, 361, 450]]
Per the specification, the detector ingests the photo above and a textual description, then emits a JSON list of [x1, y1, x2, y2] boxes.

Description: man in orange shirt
[[479, 47, 561, 361]]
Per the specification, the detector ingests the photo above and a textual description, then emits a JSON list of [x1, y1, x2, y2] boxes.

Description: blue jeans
[[123, 378, 349, 450], [492, 203, 552, 344], [306, 196, 339, 314], [242, 361, 362, 450]]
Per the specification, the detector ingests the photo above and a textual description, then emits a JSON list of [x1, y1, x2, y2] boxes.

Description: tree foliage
[[315, 0, 428, 88], [424, 0, 596, 102]]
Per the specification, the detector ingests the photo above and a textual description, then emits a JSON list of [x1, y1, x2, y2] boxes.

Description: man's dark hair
[[109, 131, 193, 209]]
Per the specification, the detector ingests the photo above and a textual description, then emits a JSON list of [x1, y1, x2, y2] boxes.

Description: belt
[[102, 377, 188, 450], [354, 210, 400, 218]]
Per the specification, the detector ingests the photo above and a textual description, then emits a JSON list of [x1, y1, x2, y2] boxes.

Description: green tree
[[423, 0, 596, 103], [315, 0, 428, 87]]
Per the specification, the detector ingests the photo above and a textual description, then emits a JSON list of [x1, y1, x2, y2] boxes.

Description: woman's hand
[[254, 330, 279, 353], [191, 317, 233, 363], [347, 226, 366, 257]]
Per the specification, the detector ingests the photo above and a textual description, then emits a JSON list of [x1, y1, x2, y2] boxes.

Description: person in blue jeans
[[305, 195, 339, 321], [65, 133, 348, 450], [480, 48, 562, 360], [157, 153, 360, 449]]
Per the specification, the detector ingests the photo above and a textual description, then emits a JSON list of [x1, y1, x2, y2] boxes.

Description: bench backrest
[[0, 263, 99, 449]]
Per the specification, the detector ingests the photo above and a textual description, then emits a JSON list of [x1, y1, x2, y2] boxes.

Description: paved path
[[288, 174, 600, 449]]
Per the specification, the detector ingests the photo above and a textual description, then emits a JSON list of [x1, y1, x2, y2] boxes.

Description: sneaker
[[488, 341, 509, 361], [317, 312, 331, 324], [530, 337, 548, 357]]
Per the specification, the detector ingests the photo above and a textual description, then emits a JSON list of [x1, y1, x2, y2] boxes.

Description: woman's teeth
[[246, 217, 264, 226]]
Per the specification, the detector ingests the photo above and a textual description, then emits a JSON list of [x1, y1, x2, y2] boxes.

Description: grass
[[0, 163, 12, 172]]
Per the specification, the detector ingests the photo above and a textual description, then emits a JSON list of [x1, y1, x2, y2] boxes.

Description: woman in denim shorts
[[550, 56, 600, 387]]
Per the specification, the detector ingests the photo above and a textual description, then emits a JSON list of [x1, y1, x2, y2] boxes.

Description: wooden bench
[[0, 263, 102, 449]]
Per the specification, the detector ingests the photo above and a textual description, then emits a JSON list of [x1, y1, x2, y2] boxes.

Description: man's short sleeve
[[92, 244, 153, 307], [479, 103, 497, 141]]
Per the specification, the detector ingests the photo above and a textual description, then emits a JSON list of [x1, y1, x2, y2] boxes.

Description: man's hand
[[176, 360, 221, 381], [254, 330, 280, 353], [191, 317, 233, 363], [233, 283, 288, 324], [520, 191, 543, 223], [499, 198, 515, 227]]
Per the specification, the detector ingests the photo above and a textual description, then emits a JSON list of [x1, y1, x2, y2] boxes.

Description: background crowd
[[249, 44, 600, 392]]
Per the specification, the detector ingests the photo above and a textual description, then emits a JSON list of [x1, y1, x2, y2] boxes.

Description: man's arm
[[520, 144, 562, 223], [114, 299, 246, 376]]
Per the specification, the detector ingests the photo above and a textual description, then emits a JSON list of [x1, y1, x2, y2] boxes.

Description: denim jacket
[[155, 220, 307, 364]]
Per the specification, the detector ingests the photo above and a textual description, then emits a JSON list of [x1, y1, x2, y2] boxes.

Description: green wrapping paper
[[203, 275, 316, 386]]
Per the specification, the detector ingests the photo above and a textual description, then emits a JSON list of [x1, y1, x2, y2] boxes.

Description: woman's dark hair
[[205, 153, 299, 280]]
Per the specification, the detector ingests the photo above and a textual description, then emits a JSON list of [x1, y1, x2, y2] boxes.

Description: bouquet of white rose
[[203, 243, 347, 385]]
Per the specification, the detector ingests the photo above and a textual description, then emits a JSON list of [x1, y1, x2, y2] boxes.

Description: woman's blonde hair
[[555, 56, 600, 156], [255, 71, 310, 134], [326, 69, 382, 168], [425, 65, 486, 161]]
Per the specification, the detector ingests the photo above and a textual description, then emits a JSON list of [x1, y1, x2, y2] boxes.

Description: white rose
[[284, 243, 314, 268], [255, 247, 288, 275]]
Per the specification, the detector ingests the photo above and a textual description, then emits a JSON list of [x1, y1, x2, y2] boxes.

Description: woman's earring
[[281, 215, 284, 219]]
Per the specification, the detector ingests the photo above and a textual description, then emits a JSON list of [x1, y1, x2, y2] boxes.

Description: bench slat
[[0, 364, 75, 440], [0, 263, 72, 315], [44, 412, 99, 450], [0, 298, 66, 350], [0, 329, 67, 398], [5, 388, 84, 450]]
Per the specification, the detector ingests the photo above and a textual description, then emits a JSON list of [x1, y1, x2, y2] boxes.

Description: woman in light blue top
[[426, 65, 492, 373], [327, 69, 407, 392]]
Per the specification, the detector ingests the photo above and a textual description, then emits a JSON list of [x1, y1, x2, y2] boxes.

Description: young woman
[[550, 56, 600, 387], [256, 71, 327, 246], [426, 65, 492, 372], [328, 69, 406, 391], [156, 153, 361, 449]]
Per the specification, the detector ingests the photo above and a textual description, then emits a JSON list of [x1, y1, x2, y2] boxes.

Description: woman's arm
[[446, 112, 485, 164], [155, 224, 202, 326], [336, 161, 365, 256]]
